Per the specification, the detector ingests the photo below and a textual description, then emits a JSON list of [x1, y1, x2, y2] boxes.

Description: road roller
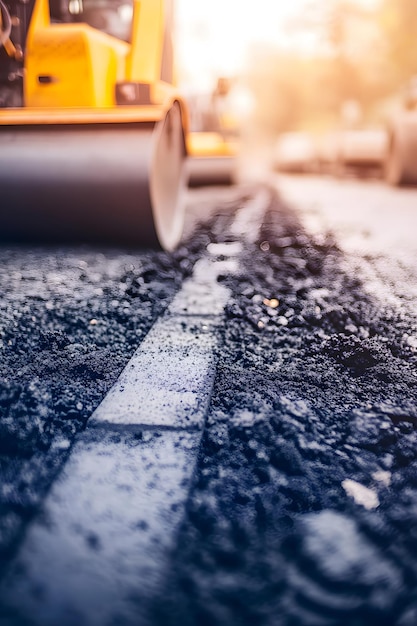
[[186, 77, 239, 187], [0, 0, 188, 249], [385, 76, 417, 187]]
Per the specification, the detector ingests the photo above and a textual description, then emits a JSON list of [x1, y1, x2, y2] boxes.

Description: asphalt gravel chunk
[[152, 187, 417, 626]]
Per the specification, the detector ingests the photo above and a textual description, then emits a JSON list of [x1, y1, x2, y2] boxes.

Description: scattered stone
[[342, 478, 380, 510]]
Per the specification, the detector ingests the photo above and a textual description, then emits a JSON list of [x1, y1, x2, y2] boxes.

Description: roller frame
[[385, 112, 417, 186], [0, 102, 187, 250]]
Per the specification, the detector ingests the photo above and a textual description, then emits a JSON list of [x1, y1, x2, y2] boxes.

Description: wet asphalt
[[1, 180, 417, 625]]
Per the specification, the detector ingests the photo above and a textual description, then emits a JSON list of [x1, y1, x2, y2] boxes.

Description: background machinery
[[0, 0, 188, 250], [186, 77, 239, 187], [385, 76, 417, 186]]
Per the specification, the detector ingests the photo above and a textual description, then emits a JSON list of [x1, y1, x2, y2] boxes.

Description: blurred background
[[176, 0, 417, 177]]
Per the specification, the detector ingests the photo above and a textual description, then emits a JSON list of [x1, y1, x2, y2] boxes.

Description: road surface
[[0, 174, 417, 626]]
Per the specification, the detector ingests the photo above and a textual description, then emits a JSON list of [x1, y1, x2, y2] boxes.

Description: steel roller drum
[[0, 104, 186, 250]]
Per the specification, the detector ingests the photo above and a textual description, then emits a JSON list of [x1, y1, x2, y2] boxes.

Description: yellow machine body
[[185, 78, 240, 186], [0, 0, 189, 249], [1, 0, 180, 114], [187, 131, 238, 159]]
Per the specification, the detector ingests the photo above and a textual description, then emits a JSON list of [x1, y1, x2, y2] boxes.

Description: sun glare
[[176, 0, 382, 90], [176, 0, 310, 88]]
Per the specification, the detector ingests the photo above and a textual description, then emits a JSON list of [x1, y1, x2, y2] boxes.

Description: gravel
[[151, 187, 417, 626]]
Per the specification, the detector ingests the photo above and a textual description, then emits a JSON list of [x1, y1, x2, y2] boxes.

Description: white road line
[[207, 241, 243, 256], [0, 187, 270, 626], [91, 258, 232, 428], [91, 316, 219, 428], [0, 255, 235, 626], [168, 258, 232, 316], [230, 186, 271, 243], [90, 188, 267, 430], [0, 430, 201, 626]]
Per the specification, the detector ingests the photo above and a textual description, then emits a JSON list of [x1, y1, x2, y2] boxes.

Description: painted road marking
[[0, 255, 233, 625], [92, 258, 231, 428], [207, 241, 243, 257], [0, 430, 200, 626], [230, 186, 270, 243], [0, 188, 269, 626], [168, 258, 232, 316], [91, 316, 219, 428], [91, 185, 268, 428]]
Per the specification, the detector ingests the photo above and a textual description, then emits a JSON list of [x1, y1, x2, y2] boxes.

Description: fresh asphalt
[[1, 179, 417, 625]]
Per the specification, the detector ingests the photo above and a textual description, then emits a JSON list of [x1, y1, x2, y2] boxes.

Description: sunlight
[[176, 0, 312, 88], [176, 0, 382, 89]]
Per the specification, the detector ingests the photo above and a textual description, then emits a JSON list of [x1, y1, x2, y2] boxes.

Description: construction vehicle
[[186, 77, 239, 187], [0, 0, 188, 250], [385, 76, 417, 186]]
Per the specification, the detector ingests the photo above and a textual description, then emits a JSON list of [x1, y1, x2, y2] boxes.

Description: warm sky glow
[[176, 0, 309, 89], [176, 0, 380, 91]]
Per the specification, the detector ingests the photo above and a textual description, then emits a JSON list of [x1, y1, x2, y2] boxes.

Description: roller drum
[[385, 112, 417, 187], [0, 105, 186, 250], [187, 156, 235, 187]]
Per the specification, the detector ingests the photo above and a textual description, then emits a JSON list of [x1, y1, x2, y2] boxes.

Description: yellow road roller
[[187, 129, 238, 187], [0, 0, 188, 249], [385, 77, 417, 187], [186, 77, 239, 187]]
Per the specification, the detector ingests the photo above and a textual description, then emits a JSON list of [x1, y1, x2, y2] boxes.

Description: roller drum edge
[[0, 105, 186, 250], [385, 115, 417, 187], [187, 156, 236, 188]]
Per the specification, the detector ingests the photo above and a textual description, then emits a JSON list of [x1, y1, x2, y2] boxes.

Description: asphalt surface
[[1, 176, 417, 625], [0, 190, 229, 566]]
